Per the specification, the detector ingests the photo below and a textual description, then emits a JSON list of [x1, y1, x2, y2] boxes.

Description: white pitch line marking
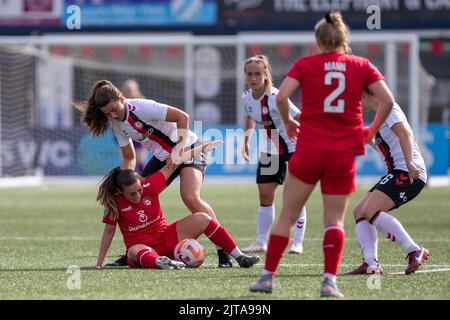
[[388, 268, 450, 275], [202, 263, 450, 268]]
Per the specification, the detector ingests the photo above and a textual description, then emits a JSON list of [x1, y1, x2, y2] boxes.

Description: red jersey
[[102, 171, 169, 250], [286, 52, 384, 155]]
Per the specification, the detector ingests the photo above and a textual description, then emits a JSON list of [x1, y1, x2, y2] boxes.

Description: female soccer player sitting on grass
[[345, 91, 429, 276], [91, 143, 260, 270]]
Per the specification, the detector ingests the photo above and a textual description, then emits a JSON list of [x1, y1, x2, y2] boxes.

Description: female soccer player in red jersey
[[76, 80, 233, 268], [92, 154, 260, 270], [249, 11, 395, 298], [241, 55, 307, 255]]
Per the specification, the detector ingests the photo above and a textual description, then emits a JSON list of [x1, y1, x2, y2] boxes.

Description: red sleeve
[[365, 60, 384, 86], [102, 209, 117, 226], [286, 58, 303, 84], [143, 171, 168, 196]]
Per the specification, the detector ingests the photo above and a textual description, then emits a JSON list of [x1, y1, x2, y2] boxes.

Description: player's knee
[[258, 188, 275, 205], [259, 195, 274, 206], [353, 205, 365, 221], [127, 244, 147, 261], [181, 192, 201, 208], [192, 212, 211, 224]]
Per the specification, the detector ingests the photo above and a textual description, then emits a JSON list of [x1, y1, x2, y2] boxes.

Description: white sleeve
[[268, 95, 300, 117], [131, 98, 169, 122], [241, 91, 250, 116], [287, 98, 300, 117], [385, 104, 406, 129], [111, 123, 132, 147]]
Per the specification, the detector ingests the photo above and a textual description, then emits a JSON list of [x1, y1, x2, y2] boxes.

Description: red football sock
[[322, 226, 345, 276], [204, 219, 237, 254], [265, 234, 290, 275], [136, 248, 159, 269]]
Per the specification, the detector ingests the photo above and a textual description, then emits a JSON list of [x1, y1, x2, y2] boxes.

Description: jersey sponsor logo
[[142, 197, 151, 206], [262, 120, 273, 126], [121, 206, 132, 212], [137, 209, 148, 223], [262, 106, 269, 115], [122, 130, 128, 136], [128, 104, 136, 111], [128, 214, 161, 232]]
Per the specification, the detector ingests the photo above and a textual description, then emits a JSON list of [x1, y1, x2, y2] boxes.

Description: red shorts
[[126, 221, 180, 267], [288, 147, 356, 195]]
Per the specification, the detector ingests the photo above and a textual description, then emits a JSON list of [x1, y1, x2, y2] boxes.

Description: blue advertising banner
[[4, 125, 445, 178], [63, 0, 217, 26], [201, 125, 449, 178]]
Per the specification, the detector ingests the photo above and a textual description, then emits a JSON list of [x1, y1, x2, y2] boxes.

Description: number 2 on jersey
[[323, 71, 345, 113]]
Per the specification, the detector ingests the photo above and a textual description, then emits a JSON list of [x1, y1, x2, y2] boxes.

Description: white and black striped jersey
[[242, 87, 300, 155], [111, 98, 198, 161], [373, 103, 427, 183]]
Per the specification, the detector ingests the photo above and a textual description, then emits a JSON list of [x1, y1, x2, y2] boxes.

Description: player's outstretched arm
[[364, 80, 394, 143], [93, 224, 117, 268], [171, 140, 224, 165], [392, 121, 420, 183], [120, 143, 137, 170], [276, 77, 300, 140], [243, 117, 255, 161]]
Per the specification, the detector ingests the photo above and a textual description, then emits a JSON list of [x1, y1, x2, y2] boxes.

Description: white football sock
[[292, 207, 307, 244], [230, 247, 243, 259], [256, 204, 275, 245], [323, 273, 337, 284], [372, 211, 420, 254], [355, 220, 379, 265]]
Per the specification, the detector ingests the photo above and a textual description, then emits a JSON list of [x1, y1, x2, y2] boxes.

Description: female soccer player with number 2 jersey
[[250, 11, 395, 298], [241, 55, 307, 255]]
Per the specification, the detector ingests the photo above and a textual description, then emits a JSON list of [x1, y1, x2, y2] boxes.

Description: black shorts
[[141, 140, 207, 186], [369, 169, 426, 210], [256, 153, 292, 185]]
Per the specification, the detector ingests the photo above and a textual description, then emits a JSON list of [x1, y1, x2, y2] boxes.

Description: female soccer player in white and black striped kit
[[345, 90, 429, 276], [241, 55, 307, 255]]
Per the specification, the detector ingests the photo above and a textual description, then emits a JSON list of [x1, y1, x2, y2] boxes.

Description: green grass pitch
[[0, 182, 449, 300]]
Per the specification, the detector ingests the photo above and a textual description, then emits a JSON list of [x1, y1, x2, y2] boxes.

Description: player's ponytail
[[97, 167, 141, 221], [75, 80, 122, 137], [314, 11, 351, 54], [244, 55, 274, 94]]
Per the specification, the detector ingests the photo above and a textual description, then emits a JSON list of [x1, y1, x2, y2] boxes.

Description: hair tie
[[325, 12, 333, 24]]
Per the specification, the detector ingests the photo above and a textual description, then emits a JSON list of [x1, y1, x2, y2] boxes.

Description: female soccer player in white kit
[[345, 91, 429, 276], [241, 55, 307, 255]]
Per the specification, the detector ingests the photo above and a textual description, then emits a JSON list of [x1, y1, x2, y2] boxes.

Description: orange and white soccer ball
[[174, 238, 206, 268]]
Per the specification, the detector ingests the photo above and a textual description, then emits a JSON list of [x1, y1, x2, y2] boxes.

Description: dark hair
[[314, 11, 350, 53], [97, 167, 141, 221], [74, 80, 123, 137]]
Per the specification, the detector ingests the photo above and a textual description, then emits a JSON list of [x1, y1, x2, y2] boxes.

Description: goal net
[[0, 33, 420, 184]]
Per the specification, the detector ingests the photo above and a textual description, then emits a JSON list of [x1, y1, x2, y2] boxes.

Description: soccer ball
[[173, 238, 206, 268]]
